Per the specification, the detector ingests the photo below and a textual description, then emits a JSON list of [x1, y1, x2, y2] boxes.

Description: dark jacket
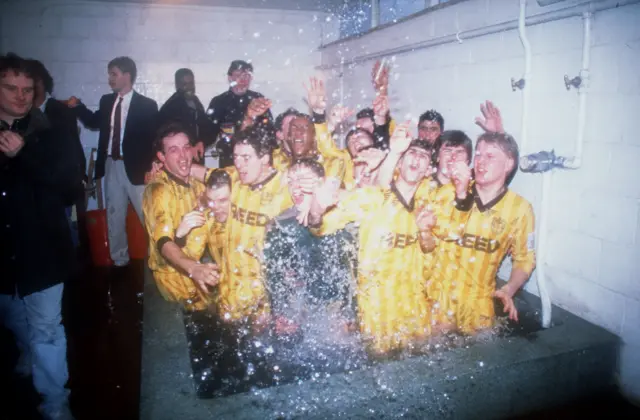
[[158, 91, 215, 149], [45, 97, 86, 205], [74, 91, 158, 185], [0, 109, 82, 296], [207, 89, 274, 168], [263, 208, 357, 321]]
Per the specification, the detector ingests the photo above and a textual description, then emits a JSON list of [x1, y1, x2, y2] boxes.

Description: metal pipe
[[573, 11, 592, 167], [518, 0, 532, 154], [537, 171, 553, 328], [371, 0, 380, 28], [317, 0, 640, 70]]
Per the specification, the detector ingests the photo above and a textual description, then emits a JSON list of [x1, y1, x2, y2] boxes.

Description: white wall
[[1, 0, 338, 169], [321, 0, 640, 402]]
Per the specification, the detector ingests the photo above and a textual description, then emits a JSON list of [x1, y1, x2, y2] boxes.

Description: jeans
[[0, 283, 70, 417]]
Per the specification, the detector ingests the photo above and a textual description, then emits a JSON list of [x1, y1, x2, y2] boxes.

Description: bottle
[[519, 150, 577, 173]]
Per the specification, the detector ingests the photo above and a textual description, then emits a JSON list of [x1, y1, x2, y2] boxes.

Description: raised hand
[[144, 160, 164, 184], [193, 141, 205, 161], [372, 59, 390, 94], [176, 210, 206, 239], [475, 100, 504, 134], [328, 105, 355, 133], [63, 96, 80, 108], [372, 94, 390, 125], [310, 177, 341, 218], [303, 77, 327, 114], [246, 97, 272, 120], [389, 121, 413, 155]]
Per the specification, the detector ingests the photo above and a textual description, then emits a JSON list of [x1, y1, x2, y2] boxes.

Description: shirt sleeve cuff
[[312, 112, 326, 124], [455, 194, 474, 211], [157, 236, 173, 253]]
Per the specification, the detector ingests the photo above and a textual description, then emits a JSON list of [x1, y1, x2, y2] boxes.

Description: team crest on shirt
[[491, 216, 506, 234], [261, 192, 274, 204]]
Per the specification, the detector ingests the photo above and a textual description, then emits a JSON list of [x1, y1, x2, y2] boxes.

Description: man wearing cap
[[207, 60, 273, 168]]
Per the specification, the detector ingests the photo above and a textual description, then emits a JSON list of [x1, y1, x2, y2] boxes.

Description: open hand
[[475, 100, 504, 134], [303, 77, 327, 114], [494, 287, 518, 322], [176, 210, 206, 239]]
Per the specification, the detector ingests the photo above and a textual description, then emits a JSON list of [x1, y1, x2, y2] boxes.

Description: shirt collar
[[250, 169, 278, 191], [390, 181, 415, 212], [163, 169, 190, 188], [38, 93, 51, 112], [116, 90, 134, 104]]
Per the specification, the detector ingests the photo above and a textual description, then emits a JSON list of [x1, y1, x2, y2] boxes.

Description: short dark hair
[[407, 139, 433, 155], [433, 130, 473, 165], [227, 60, 253, 76], [356, 108, 375, 121], [476, 132, 520, 185], [231, 126, 273, 161], [206, 170, 232, 190], [153, 121, 195, 154], [345, 128, 375, 157], [28, 59, 54, 94], [419, 109, 445, 131], [108, 56, 137, 83], [290, 158, 325, 178], [274, 108, 299, 132], [0, 53, 35, 81], [174, 68, 194, 85]]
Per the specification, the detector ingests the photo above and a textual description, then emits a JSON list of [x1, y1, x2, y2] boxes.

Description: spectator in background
[[158, 68, 214, 163], [417, 109, 444, 144], [66, 56, 158, 267], [29, 58, 87, 253], [0, 54, 79, 420], [207, 60, 274, 168]]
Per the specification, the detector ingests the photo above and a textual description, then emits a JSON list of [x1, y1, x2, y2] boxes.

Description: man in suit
[[67, 56, 158, 266], [158, 68, 214, 163], [30, 59, 87, 253]]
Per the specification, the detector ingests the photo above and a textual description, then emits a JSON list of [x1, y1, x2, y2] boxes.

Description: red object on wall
[[86, 209, 113, 267], [127, 203, 148, 260]]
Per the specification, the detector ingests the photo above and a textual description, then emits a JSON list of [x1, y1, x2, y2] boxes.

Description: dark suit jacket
[[45, 98, 86, 205], [158, 91, 216, 148], [75, 91, 158, 185]]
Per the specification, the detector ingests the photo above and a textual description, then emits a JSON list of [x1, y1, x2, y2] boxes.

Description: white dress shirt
[[38, 93, 51, 113], [108, 90, 133, 157]]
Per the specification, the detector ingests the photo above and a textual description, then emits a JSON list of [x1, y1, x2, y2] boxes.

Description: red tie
[[111, 97, 123, 159]]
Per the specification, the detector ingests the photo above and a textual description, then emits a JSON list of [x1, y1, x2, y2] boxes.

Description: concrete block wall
[[321, 0, 640, 402], [1, 0, 338, 155]]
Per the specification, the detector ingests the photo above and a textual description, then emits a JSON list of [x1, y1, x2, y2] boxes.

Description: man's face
[[418, 120, 442, 144], [438, 144, 469, 177], [0, 71, 34, 119], [276, 114, 296, 150], [157, 132, 193, 180], [356, 117, 374, 134], [474, 141, 513, 187], [233, 143, 267, 185], [108, 66, 131, 93], [398, 146, 432, 185], [228, 69, 252, 95], [205, 185, 231, 223], [346, 131, 373, 158], [286, 116, 316, 159], [288, 165, 321, 208], [177, 74, 195, 97]]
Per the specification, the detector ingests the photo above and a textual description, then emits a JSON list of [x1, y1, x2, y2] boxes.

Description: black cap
[[227, 60, 253, 76]]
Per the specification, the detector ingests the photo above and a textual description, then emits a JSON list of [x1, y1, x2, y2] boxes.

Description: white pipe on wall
[[535, 10, 593, 328], [317, 0, 639, 70], [518, 0, 532, 154]]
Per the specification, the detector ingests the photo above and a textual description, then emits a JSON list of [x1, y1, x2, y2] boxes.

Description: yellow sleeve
[[313, 187, 383, 236], [323, 155, 347, 183], [315, 122, 344, 159], [511, 202, 536, 275], [183, 217, 213, 261], [272, 149, 290, 172], [143, 182, 177, 246], [388, 118, 396, 138]]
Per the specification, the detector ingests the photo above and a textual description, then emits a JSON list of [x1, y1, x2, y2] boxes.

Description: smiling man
[[143, 122, 220, 312], [429, 131, 536, 334], [308, 133, 439, 356]]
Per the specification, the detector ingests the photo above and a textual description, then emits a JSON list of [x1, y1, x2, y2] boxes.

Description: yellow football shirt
[[313, 185, 431, 355], [429, 187, 536, 333]]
